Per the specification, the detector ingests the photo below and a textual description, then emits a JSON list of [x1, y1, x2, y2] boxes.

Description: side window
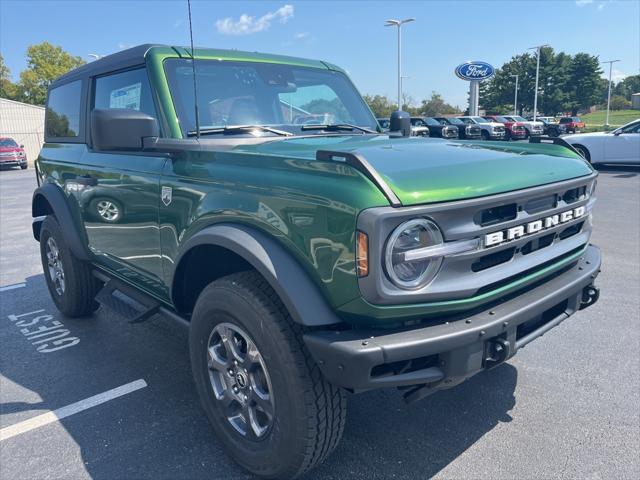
[[46, 80, 82, 139], [94, 68, 157, 119], [620, 122, 640, 134]]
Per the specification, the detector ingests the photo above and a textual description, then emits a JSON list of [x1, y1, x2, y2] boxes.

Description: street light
[[511, 74, 519, 115], [601, 59, 620, 129], [528, 44, 549, 122], [384, 18, 415, 110]]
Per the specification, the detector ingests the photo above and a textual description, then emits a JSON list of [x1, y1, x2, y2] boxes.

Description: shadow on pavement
[[1, 273, 517, 480]]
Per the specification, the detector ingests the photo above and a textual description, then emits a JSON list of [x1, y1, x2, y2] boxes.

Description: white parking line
[[0, 283, 26, 292], [0, 379, 147, 442]]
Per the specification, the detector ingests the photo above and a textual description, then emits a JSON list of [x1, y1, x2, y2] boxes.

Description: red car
[[0, 137, 28, 169], [483, 115, 527, 140], [558, 116, 585, 134]]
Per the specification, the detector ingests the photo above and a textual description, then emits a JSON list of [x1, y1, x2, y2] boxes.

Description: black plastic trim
[[303, 245, 601, 391], [529, 135, 582, 156], [171, 224, 342, 327], [31, 183, 90, 261]]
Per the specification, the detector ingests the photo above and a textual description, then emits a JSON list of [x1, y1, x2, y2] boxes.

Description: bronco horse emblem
[[161, 186, 172, 206]]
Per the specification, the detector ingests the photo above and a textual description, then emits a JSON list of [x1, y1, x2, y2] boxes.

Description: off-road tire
[[189, 271, 347, 479], [39, 216, 101, 317]]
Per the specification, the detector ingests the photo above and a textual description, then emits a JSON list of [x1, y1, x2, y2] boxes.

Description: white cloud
[[294, 32, 309, 39], [603, 69, 628, 82], [215, 4, 294, 35], [575, 0, 594, 6]]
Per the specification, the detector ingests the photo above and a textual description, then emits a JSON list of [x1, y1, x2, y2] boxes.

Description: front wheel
[[20, 163, 28, 170], [480, 130, 490, 140], [190, 271, 346, 479]]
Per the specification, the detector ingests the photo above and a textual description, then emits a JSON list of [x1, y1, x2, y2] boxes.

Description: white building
[[0, 98, 45, 165]]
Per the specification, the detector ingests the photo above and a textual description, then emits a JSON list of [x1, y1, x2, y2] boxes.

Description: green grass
[[580, 110, 640, 131]]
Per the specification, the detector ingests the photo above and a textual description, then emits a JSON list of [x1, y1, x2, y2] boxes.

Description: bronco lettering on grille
[[484, 206, 586, 247]]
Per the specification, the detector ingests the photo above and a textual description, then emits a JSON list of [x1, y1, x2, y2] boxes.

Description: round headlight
[[384, 218, 444, 289]]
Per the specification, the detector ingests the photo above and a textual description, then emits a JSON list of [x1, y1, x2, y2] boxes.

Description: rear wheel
[[190, 271, 346, 479], [39, 216, 101, 317], [572, 144, 591, 162]]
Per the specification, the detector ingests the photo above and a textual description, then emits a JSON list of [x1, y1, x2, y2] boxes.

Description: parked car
[[33, 44, 601, 479], [434, 117, 482, 139], [483, 115, 527, 140], [538, 118, 563, 137], [379, 117, 429, 136], [411, 117, 458, 139], [559, 116, 585, 134], [503, 115, 544, 137], [563, 119, 640, 165], [457, 116, 506, 140], [0, 137, 28, 169]]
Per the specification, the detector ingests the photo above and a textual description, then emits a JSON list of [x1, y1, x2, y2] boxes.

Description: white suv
[[458, 116, 506, 140], [505, 115, 544, 137]]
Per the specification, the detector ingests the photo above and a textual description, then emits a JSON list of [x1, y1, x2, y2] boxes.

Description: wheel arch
[[571, 143, 592, 162], [170, 224, 342, 327], [32, 183, 90, 261]]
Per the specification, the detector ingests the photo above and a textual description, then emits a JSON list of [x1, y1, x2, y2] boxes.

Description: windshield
[[441, 117, 461, 125], [0, 138, 18, 147], [471, 117, 490, 124], [164, 59, 378, 136], [512, 116, 527, 122]]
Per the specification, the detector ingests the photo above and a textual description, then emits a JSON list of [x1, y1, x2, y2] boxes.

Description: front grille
[[494, 126, 505, 132], [356, 174, 596, 306]]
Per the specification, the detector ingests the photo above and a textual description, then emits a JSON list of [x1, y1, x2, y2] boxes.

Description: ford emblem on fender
[[455, 61, 495, 81]]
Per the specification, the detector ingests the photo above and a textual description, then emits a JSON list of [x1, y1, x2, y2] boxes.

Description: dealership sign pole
[[455, 61, 495, 115]]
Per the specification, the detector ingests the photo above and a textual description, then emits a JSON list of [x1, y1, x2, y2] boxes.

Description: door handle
[[75, 175, 98, 186]]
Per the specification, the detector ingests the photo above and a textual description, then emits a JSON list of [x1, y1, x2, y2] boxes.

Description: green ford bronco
[[33, 44, 601, 478]]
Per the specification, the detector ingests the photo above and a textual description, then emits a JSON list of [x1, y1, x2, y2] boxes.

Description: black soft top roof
[[50, 44, 164, 88]]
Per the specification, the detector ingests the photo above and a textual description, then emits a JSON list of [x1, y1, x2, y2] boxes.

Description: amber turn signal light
[[356, 231, 369, 277]]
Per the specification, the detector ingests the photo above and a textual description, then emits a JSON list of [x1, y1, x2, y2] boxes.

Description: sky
[[1, 0, 638, 108]]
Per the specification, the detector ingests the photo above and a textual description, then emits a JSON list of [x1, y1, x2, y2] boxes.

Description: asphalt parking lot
[[1, 165, 639, 480]]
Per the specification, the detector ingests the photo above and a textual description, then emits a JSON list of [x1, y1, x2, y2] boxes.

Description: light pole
[[528, 44, 549, 122], [601, 59, 620, 129], [511, 74, 519, 115], [385, 18, 414, 110]]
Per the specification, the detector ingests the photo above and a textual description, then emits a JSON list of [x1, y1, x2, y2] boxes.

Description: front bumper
[[489, 131, 505, 139], [0, 159, 27, 167], [304, 245, 601, 398]]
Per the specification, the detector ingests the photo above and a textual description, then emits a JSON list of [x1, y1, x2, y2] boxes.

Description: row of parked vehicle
[[376, 115, 585, 141]]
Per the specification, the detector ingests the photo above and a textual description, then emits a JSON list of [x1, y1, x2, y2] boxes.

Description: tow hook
[[580, 284, 600, 310], [484, 337, 511, 369]]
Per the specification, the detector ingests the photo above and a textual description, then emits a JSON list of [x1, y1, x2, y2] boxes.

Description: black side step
[[95, 277, 161, 324]]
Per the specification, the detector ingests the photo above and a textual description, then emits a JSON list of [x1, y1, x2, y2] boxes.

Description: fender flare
[[172, 224, 342, 327], [32, 183, 90, 261]]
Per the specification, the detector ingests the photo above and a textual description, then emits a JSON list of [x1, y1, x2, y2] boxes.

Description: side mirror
[[19, 144, 24, 148], [389, 110, 411, 137], [91, 109, 159, 151], [613, 129, 622, 136]]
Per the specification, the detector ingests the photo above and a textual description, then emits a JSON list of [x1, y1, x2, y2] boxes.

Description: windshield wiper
[[300, 123, 377, 134], [187, 125, 293, 137]]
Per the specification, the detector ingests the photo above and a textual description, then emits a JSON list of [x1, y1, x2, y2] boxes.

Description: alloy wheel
[[206, 322, 275, 440], [96, 200, 120, 222], [45, 237, 65, 295]]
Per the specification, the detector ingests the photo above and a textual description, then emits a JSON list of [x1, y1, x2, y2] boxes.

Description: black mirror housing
[[91, 109, 159, 151], [389, 110, 411, 137]]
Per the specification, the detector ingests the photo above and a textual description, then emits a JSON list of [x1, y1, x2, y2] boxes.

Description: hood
[[0, 147, 23, 153], [234, 135, 593, 206], [563, 132, 607, 140]]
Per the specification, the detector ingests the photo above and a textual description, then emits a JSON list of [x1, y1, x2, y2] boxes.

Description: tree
[[614, 74, 640, 100], [0, 54, 19, 100], [566, 53, 604, 115], [610, 95, 631, 110], [363, 94, 396, 118], [18, 42, 85, 105], [418, 92, 460, 116]]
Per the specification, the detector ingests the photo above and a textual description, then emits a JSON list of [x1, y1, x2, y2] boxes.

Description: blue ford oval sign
[[455, 61, 495, 81]]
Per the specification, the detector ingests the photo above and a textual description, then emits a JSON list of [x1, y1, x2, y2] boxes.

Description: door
[[80, 67, 167, 297], [604, 122, 640, 163]]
